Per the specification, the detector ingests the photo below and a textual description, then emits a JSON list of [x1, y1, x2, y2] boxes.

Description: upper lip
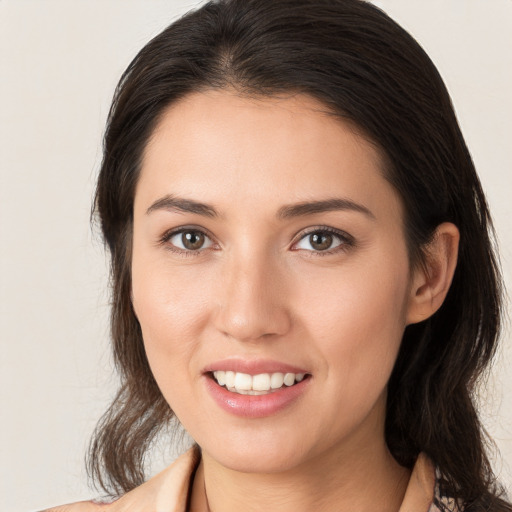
[[203, 358, 309, 375]]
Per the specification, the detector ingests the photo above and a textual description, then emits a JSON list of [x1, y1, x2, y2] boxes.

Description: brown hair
[[89, 1, 509, 509]]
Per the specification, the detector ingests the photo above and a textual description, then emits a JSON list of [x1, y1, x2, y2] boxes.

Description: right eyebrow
[[146, 195, 218, 218]]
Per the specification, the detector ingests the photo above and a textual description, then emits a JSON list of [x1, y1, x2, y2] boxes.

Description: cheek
[[131, 267, 211, 426], [132, 243, 208, 327], [299, 258, 408, 333], [131, 250, 212, 386], [295, 253, 410, 391]]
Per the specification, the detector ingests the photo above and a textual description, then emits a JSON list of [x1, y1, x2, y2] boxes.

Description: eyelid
[[158, 225, 218, 254], [290, 226, 355, 253]]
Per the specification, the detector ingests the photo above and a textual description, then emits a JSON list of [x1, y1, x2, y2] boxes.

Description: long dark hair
[[89, 0, 508, 508]]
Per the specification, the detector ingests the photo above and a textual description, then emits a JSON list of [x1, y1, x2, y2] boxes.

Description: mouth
[[204, 362, 311, 417], [209, 370, 308, 395]]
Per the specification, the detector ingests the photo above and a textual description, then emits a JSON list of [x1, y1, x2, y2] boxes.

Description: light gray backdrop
[[0, 1, 510, 511]]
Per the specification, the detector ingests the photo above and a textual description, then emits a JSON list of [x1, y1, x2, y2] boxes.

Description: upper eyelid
[[160, 225, 215, 242], [292, 226, 354, 244]]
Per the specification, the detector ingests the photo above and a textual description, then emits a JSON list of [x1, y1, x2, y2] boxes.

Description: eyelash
[[291, 226, 355, 256], [158, 226, 217, 257], [158, 226, 355, 257]]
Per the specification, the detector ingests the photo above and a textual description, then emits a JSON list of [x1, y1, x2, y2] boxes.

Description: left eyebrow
[[277, 198, 375, 220]]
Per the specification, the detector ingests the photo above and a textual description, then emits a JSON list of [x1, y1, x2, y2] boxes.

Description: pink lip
[[203, 358, 308, 375], [203, 359, 311, 418]]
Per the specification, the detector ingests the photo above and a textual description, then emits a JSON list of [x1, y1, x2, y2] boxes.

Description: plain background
[[0, 1, 510, 511]]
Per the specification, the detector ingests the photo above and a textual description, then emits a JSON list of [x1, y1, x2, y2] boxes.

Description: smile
[[204, 362, 311, 418], [212, 371, 306, 395]]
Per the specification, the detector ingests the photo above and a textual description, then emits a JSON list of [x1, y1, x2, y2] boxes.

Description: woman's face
[[132, 90, 418, 473]]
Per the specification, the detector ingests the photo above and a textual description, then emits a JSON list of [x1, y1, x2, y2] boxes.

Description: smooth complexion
[[131, 91, 459, 512]]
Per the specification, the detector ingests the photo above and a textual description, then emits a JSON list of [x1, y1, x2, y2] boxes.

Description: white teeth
[[225, 371, 235, 388], [212, 370, 307, 394], [226, 387, 269, 395], [270, 372, 284, 389], [252, 373, 271, 391], [234, 372, 252, 390], [283, 373, 295, 386], [215, 370, 226, 386]]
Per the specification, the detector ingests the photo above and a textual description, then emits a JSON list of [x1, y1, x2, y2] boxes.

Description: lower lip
[[204, 375, 310, 418]]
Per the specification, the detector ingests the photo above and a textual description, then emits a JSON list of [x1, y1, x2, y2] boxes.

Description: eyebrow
[[146, 194, 375, 220], [277, 198, 375, 220], [146, 195, 218, 217]]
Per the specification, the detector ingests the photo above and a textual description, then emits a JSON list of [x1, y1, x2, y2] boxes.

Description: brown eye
[[168, 229, 213, 251], [182, 231, 205, 250], [294, 228, 351, 253], [309, 232, 333, 251]]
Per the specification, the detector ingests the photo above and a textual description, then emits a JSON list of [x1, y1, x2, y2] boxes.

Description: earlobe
[[406, 222, 460, 325]]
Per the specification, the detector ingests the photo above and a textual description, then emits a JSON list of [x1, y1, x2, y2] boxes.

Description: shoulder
[[40, 447, 200, 512]]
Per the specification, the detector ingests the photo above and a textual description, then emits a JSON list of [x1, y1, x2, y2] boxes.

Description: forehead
[[136, 90, 400, 220]]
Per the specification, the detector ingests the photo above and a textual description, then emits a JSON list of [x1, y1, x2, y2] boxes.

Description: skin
[[128, 90, 459, 512]]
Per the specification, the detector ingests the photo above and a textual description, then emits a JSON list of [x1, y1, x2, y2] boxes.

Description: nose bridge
[[214, 245, 290, 342]]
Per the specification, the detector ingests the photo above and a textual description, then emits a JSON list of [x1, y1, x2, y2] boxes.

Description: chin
[[195, 425, 317, 474], [215, 446, 307, 474]]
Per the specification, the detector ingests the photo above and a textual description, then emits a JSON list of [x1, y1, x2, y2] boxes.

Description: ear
[[406, 222, 460, 325]]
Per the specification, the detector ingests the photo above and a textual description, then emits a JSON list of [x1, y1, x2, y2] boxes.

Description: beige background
[[0, 1, 510, 510]]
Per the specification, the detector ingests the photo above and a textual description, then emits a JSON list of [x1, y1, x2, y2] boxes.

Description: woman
[[45, 0, 510, 510]]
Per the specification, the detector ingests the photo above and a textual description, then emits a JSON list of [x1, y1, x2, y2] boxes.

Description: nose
[[212, 252, 292, 343]]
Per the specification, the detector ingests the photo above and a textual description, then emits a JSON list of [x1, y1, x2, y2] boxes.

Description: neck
[[190, 423, 410, 512]]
